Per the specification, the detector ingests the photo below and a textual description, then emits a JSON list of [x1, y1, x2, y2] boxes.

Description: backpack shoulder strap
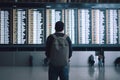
[[52, 34, 68, 39], [52, 34, 57, 39], [63, 34, 68, 39]]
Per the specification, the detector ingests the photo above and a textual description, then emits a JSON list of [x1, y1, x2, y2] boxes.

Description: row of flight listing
[[0, 8, 120, 45]]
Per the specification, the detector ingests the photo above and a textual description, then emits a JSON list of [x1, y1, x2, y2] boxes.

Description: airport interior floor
[[0, 66, 120, 80]]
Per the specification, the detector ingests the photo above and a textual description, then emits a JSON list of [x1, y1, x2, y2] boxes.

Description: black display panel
[[12, 8, 45, 44], [0, 3, 120, 51], [45, 3, 120, 45]]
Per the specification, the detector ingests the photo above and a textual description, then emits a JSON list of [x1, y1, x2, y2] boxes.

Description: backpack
[[50, 34, 69, 66]]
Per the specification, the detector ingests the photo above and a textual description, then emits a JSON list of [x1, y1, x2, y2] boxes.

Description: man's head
[[55, 21, 64, 32]]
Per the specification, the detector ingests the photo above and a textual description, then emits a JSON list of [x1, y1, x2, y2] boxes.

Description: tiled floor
[[0, 66, 120, 80]]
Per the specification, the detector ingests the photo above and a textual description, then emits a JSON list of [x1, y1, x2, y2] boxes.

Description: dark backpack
[[50, 34, 69, 66]]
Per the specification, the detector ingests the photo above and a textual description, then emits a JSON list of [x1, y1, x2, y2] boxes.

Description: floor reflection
[[114, 67, 120, 74], [0, 66, 120, 80], [88, 67, 95, 77]]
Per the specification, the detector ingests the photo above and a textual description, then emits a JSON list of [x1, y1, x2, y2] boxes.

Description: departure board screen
[[28, 9, 44, 44], [13, 9, 27, 44], [64, 9, 76, 44], [78, 9, 91, 44], [91, 9, 105, 44], [0, 3, 120, 46], [46, 9, 64, 38], [106, 9, 118, 44], [13, 8, 45, 44], [0, 9, 10, 44], [45, 8, 120, 45], [46, 8, 76, 44]]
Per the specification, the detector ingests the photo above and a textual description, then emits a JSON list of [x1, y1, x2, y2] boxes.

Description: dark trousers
[[48, 64, 69, 80]]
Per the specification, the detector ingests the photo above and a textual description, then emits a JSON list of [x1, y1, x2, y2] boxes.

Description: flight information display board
[[91, 9, 105, 44], [46, 8, 76, 44], [0, 3, 120, 46], [13, 9, 27, 44], [0, 9, 10, 44], [46, 8, 120, 45], [12, 8, 45, 44], [106, 9, 118, 44], [78, 9, 91, 44], [27, 9, 44, 44]]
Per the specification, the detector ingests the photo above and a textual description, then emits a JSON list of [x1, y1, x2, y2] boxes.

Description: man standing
[[45, 21, 72, 80]]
